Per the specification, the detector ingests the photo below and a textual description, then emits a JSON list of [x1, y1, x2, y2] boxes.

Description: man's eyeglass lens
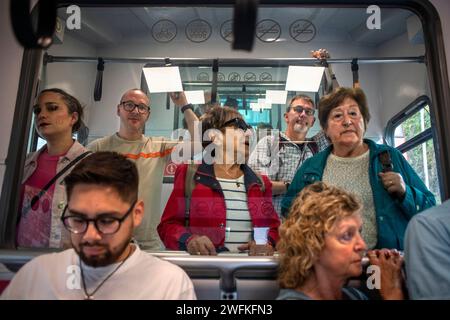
[[292, 106, 315, 116], [61, 201, 135, 235], [121, 101, 150, 114]]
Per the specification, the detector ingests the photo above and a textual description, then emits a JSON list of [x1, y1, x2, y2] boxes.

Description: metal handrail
[[44, 53, 425, 67]]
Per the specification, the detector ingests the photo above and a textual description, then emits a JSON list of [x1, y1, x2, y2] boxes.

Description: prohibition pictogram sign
[[244, 72, 257, 81], [220, 20, 233, 43], [217, 72, 225, 81], [289, 19, 316, 43], [228, 72, 241, 82], [186, 19, 212, 43], [152, 19, 177, 43], [197, 72, 210, 81], [259, 72, 272, 81], [255, 19, 281, 43]]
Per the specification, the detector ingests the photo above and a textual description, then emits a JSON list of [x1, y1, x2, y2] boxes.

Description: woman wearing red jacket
[[158, 106, 280, 255]]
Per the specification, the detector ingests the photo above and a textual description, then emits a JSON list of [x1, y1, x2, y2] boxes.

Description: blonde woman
[[277, 182, 404, 300]]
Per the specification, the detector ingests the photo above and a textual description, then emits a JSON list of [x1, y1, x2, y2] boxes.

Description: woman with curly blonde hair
[[277, 182, 404, 300]]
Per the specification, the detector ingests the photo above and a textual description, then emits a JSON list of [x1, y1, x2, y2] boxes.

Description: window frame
[[384, 95, 443, 201], [384, 95, 432, 152]]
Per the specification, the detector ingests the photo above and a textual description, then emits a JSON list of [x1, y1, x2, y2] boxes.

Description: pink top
[[17, 148, 64, 247]]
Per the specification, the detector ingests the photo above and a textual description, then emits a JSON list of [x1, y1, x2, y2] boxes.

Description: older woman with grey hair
[[281, 87, 435, 250]]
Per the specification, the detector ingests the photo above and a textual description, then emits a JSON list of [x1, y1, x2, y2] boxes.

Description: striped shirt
[[217, 176, 252, 252]]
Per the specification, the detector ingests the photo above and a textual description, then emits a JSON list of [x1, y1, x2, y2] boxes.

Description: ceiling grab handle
[[165, 58, 172, 110], [232, 0, 259, 52], [94, 58, 104, 102], [351, 58, 360, 88], [10, 0, 57, 49], [242, 85, 247, 115], [211, 59, 219, 104]]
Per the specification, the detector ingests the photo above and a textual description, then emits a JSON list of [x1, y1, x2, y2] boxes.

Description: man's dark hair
[[39, 88, 84, 133], [64, 152, 138, 204], [200, 106, 242, 149]]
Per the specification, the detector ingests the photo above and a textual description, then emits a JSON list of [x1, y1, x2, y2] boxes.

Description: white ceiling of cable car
[[58, 6, 415, 48]]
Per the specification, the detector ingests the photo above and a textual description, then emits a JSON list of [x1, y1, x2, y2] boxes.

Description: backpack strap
[[254, 172, 266, 193], [278, 132, 286, 151], [307, 140, 319, 155], [379, 150, 393, 172], [184, 163, 198, 227]]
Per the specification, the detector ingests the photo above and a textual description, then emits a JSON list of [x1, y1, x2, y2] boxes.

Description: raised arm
[[311, 48, 340, 93], [170, 92, 199, 141]]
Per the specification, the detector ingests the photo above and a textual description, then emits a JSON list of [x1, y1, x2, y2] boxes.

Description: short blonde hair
[[277, 182, 362, 289]]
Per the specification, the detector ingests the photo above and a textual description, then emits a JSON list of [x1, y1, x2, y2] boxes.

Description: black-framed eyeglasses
[[290, 105, 315, 116], [120, 101, 150, 114], [221, 118, 253, 132], [61, 200, 137, 235]]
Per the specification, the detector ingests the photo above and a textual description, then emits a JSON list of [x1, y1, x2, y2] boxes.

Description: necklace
[[215, 165, 243, 187], [79, 245, 133, 300]]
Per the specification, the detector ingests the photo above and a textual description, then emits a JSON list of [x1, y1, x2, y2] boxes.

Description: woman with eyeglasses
[[158, 106, 280, 255], [281, 87, 435, 251], [16, 88, 89, 248]]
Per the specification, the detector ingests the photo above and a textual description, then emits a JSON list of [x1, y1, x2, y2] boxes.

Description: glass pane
[[18, 4, 428, 254], [402, 139, 441, 204], [394, 105, 431, 147]]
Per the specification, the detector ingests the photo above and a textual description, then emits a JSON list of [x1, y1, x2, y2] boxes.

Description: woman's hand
[[367, 249, 405, 300], [187, 235, 217, 256], [379, 172, 406, 200], [238, 241, 275, 256]]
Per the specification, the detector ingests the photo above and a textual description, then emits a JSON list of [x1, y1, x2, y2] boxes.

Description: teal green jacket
[[281, 139, 436, 250]]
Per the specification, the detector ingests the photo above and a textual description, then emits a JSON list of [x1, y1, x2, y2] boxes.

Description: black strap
[[351, 58, 359, 87], [184, 163, 198, 227], [181, 104, 194, 113], [94, 58, 104, 101], [242, 85, 247, 114], [28, 151, 92, 210], [211, 59, 219, 104], [232, 0, 259, 51], [308, 140, 319, 155]]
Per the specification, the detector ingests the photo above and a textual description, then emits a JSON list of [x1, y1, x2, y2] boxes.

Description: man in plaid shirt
[[249, 95, 330, 217]]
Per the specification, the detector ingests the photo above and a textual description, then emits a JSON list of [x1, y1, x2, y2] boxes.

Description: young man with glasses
[[249, 95, 327, 216], [1, 152, 196, 299], [87, 89, 198, 250]]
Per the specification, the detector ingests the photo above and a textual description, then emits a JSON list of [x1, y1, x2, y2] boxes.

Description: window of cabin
[[385, 96, 442, 203]]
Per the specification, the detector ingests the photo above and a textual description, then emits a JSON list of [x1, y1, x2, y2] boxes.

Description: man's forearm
[[327, 65, 340, 92], [271, 180, 288, 195], [182, 108, 203, 158], [183, 108, 199, 140]]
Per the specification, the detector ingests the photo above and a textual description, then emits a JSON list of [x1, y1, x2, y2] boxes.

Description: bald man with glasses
[[87, 89, 198, 250]]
